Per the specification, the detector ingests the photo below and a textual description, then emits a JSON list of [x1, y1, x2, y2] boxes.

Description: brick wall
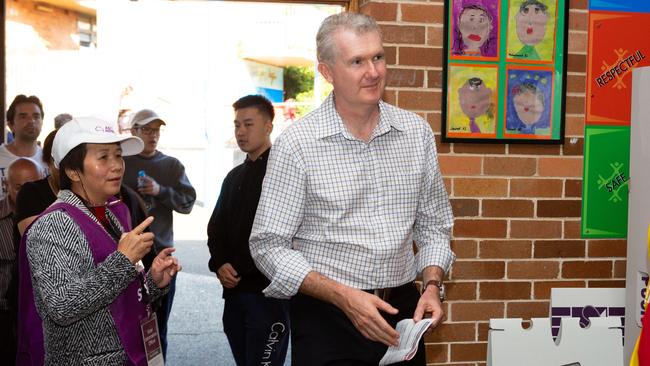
[[7, 0, 80, 50], [360, 0, 626, 364]]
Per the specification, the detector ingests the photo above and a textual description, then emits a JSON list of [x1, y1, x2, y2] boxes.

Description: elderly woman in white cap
[[17, 117, 180, 366]]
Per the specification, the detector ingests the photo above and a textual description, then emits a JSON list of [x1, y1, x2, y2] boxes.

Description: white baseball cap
[[130, 109, 166, 128], [52, 117, 144, 168]]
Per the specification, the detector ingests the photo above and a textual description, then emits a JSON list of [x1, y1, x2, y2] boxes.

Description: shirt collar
[[315, 93, 405, 140], [244, 147, 271, 165]]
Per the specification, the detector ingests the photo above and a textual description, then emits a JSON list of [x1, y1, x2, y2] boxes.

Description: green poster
[[581, 125, 630, 238]]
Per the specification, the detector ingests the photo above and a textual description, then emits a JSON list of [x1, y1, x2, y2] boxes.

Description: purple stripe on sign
[[552, 307, 571, 316], [609, 307, 625, 316], [551, 326, 560, 338], [552, 317, 562, 326]]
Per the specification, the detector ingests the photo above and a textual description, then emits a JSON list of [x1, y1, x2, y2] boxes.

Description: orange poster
[[586, 11, 650, 125]]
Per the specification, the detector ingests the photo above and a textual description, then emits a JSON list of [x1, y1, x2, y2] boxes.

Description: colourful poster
[[442, 0, 568, 143], [446, 64, 498, 138], [506, 0, 558, 63], [581, 125, 630, 238], [503, 65, 554, 138], [449, 0, 501, 61], [585, 11, 650, 125]]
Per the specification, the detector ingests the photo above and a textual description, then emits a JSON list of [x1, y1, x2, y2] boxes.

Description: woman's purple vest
[[16, 199, 149, 365]]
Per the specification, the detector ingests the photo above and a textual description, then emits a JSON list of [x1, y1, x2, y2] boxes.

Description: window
[[77, 17, 97, 48]]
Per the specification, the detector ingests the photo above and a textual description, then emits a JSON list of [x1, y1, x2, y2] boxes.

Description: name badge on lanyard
[[136, 262, 164, 366], [140, 313, 164, 366]]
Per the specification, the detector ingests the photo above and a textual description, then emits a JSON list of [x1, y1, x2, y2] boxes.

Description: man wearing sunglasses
[[123, 109, 196, 361]]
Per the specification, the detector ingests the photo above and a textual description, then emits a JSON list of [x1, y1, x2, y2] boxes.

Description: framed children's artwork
[[442, 0, 569, 144]]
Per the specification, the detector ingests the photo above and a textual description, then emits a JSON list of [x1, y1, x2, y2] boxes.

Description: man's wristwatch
[[423, 280, 446, 302]]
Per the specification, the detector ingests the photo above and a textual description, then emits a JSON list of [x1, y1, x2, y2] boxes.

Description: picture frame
[[442, 0, 569, 144]]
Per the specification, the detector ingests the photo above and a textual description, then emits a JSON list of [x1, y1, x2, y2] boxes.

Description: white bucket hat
[[52, 117, 144, 168]]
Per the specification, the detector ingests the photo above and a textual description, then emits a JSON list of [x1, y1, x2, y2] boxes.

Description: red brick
[[482, 199, 534, 218], [384, 46, 397, 65], [567, 53, 587, 73], [451, 302, 504, 321], [401, 3, 444, 24], [480, 240, 532, 259], [361, 2, 398, 21], [454, 219, 507, 238], [563, 137, 584, 156], [397, 90, 440, 110], [510, 179, 563, 198], [570, 0, 588, 10], [443, 177, 452, 195], [386, 68, 424, 88], [533, 280, 585, 299], [446, 282, 477, 301], [566, 95, 586, 114], [435, 134, 451, 154], [425, 343, 448, 364], [483, 157, 536, 176], [562, 261, 613, 279], [383, 89, 396, 105], [451, 261, 505, 280], [451, 199, 479, 217], [565, 179, 582, 197], [537, 200, 582, 217], [454, 143, 506, 154], [439, 155, 482, 176], [508, 144, 560, 155], [427, 69, 443, 88], [534, 240, 585, 258], [425, 323, 475, 343], [588, 239, 627, 258], [507, 301, 550, 319], [508, 261, 560, 279], [538, 158, 583, 177], [478, 322, 489, 342], [455, 178, 508, 197], [380, 24, 425, 45], [427, 112, 441, 132], [399, 46, 443, 67], [480, 282, 532, 300], [7, 0, 79, 50], [426, 26, 443, 47], [564, 220, 581, 239], [567, 74, 586, 93], [565, 116, 585, 137], [450, 343, 487, 362], [614, 260, 626, 278], [588, 280, 625, 288], [568, 31, 587, 54], [510, 220, 562, 239], [451, 240, 478, 259]]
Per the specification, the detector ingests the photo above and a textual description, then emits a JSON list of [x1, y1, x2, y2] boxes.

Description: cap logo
[[95, 125, 115, 133]]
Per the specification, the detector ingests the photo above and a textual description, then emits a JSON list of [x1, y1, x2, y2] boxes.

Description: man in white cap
[[123, 109, 196, 360]]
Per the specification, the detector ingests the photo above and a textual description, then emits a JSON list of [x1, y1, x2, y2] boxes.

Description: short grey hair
[[54, 113, 73, 129], [316, 12, 382, 64]]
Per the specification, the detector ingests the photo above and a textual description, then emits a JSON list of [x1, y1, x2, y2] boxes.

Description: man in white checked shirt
[[250, 12, 455, 365]]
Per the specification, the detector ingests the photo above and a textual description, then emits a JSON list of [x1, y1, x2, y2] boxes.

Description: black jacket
[[207, 148, 271, 296]]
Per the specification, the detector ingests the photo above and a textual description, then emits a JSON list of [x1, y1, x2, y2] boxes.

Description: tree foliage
[[283, 66, 314, 100]]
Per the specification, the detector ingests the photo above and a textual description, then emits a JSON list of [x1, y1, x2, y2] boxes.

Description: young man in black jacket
[[207, 95, 289, 366]]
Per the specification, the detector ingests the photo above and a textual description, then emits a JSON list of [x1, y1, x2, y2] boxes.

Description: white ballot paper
[[379, 318, 433, 366]]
